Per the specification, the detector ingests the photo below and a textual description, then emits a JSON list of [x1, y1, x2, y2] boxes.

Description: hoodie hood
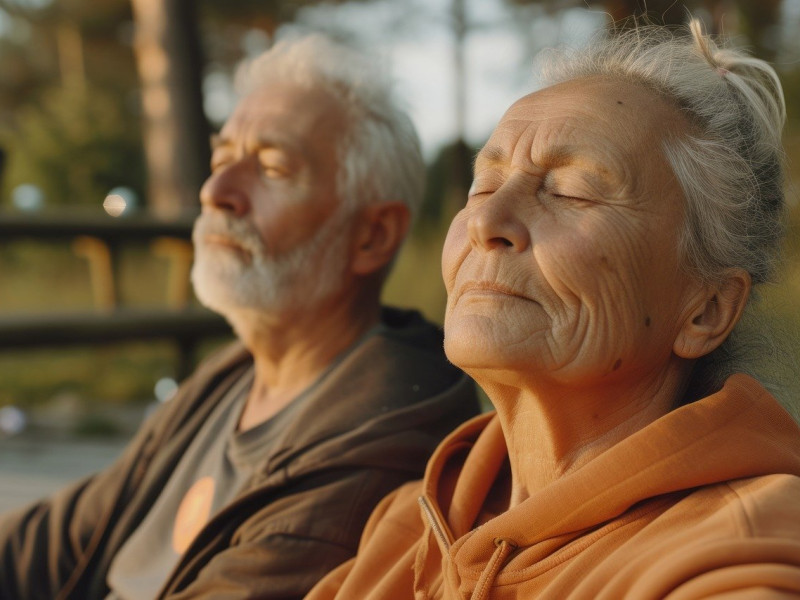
[[417, 374, 800, 597]]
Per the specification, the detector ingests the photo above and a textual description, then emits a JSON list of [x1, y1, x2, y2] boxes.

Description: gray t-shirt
[[105, 325, 384, 599], [106, 366, 307, 600]]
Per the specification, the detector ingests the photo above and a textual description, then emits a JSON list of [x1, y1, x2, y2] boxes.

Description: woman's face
[[442, 76, 702, 387]]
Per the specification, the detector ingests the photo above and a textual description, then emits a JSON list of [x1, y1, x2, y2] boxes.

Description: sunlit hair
[[234, 33, 425, 223], [538, 20, 794, 412]]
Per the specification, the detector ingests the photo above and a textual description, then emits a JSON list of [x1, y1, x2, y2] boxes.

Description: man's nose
[[199, 162, 250, 217], [467, 186, 530, 253]]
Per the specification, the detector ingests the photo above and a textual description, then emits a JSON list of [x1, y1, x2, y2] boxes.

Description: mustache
[[193, 213, 264, 255]]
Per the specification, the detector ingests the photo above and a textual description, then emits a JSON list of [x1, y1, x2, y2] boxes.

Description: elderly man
[[0, 35, 478, 600]]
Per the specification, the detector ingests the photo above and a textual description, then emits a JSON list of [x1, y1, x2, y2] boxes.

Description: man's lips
[[201, 234, 254, 261], [203, 234, 247, 251]]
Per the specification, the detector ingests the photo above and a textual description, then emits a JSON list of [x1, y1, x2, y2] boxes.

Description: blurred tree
[[447, 0, 472, 218], [3, 82, 144, 206], [0, 0, 145, 207], [504, 0, 783, 54], [421, 138, 477, 226], [0, 0, 790, 216], [599, 0, 784, 61]]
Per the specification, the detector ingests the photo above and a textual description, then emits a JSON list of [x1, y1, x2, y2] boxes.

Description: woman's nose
[[199, 162, 251, 217], [467, 189, 530, 252]]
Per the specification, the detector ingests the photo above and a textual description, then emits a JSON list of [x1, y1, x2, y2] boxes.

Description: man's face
[[191, 83, 353, 316]]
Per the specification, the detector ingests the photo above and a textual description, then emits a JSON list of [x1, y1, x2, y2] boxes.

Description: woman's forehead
[[482, 76, 685, 168]]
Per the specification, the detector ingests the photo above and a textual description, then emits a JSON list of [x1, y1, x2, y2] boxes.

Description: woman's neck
[[476, 360, 691, 507]]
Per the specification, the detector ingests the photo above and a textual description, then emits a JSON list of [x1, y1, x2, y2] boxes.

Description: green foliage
[[72, 412, 123, 437], [0, 0, 141, 207], [383, 225, 450, 324], [1, 83, 144, 206], [0, 242, 92, 310], [420, 140, 477, 227], [0, 343, 178, 408]]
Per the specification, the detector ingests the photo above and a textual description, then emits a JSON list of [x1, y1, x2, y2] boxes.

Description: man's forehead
[[213, 90, 344, 158], [211, 129, 300, 155], [221, 84, 345, 142]]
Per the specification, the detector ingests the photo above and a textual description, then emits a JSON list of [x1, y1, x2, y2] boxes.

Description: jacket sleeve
[[0, 405, 167, 600], [162, 468, 421, 600], [0, 344, 244, 600], [305, 482, 424, 600], [166, 534, 354, 600]]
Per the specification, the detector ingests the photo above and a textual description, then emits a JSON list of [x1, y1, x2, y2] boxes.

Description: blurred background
[[0, 0, 798, 511]]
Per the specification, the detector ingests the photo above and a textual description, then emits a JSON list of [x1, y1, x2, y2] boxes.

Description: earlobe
[[350, 201, 410, 276], [674, 269, 751, 359]]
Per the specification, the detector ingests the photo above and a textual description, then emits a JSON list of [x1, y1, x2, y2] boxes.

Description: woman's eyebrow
[[539, 144, 616, 182], [475, 145, 508, 169]]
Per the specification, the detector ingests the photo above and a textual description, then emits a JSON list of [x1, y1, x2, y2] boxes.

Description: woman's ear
[[349, 201, 410, 276], [674, 268, 751, 359]]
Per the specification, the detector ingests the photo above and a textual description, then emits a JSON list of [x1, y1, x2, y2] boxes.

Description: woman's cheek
[[441, 212, 470, 292]]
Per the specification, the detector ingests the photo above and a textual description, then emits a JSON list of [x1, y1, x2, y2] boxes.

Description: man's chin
[[192, 281, 241, 316], [191, 264, 286, 317], [192, 264, 245, 312]]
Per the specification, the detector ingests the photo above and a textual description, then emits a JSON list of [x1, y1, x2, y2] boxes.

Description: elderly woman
[[307, 20, 800, 600]]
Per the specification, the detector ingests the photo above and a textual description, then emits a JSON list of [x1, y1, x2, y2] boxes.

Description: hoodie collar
[[419, 375, 800, 585]]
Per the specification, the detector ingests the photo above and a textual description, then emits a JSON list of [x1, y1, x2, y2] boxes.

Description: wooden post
[[72, 236, 117, 311], [130, 0, 209, 219], [151, 237, 194, 309]]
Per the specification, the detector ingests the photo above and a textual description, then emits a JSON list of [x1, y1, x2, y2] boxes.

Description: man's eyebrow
[[209, 134, 299, 156], [254, 136, 297, 154], [209, 133, 228, 150]]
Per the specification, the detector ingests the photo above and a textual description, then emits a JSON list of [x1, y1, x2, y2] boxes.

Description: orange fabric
[[308, 375, 800, 599]]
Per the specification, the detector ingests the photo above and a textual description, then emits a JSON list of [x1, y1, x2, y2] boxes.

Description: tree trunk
[[603, 0, 689, 26], [130, 0, 210, 219], [446, 0, 471, 217]]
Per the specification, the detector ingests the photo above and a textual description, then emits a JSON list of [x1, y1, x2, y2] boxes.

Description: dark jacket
[[0, 307, 479, 599]]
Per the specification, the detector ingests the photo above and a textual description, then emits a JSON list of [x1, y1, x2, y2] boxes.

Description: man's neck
[[227, 297, 381, 431]]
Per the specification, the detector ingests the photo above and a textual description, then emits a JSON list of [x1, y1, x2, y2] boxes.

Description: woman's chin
[[445, 327, 531, 377]]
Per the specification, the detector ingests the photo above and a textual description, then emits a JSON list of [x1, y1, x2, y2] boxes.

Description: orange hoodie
[[308, 374, 800, 599]]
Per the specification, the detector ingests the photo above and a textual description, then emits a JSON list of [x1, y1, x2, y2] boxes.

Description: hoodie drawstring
[[418, 496, 452, 552], [471, 537, 517, 600]]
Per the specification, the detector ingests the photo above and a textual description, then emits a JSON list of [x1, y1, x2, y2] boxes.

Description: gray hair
[[539, 20, 786, 287], [538, 20, 795, 412], [234, 33, 425, 223]]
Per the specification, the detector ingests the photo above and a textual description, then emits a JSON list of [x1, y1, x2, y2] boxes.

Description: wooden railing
[[0, 211, 232, 378]]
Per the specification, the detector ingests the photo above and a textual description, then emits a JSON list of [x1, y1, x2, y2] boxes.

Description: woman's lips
[[459, 281, 531, 300]]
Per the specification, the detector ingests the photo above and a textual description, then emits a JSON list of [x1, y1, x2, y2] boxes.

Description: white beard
[[190, 206, 352, 317]]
